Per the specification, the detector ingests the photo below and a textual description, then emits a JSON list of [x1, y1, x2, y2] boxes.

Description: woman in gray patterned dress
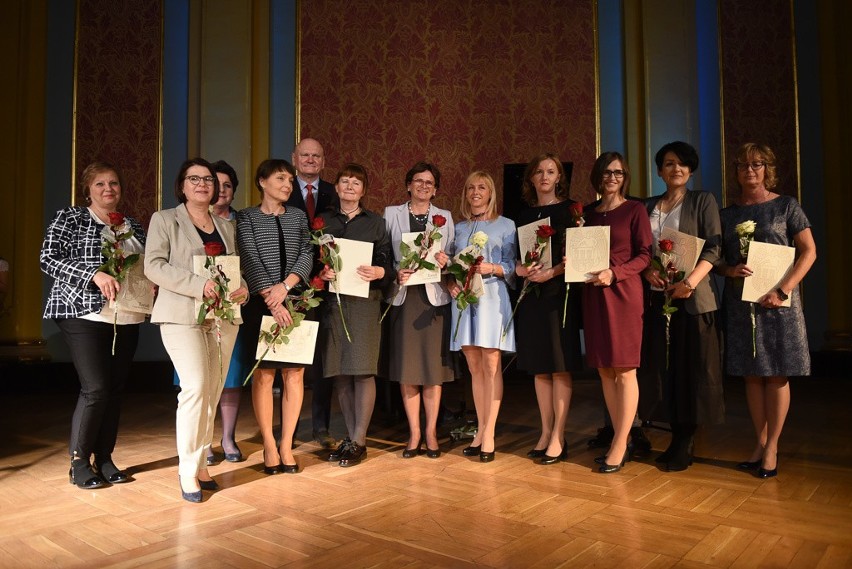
[[716, 143, 816, 478]]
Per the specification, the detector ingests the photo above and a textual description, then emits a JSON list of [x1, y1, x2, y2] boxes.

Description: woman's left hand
[[271, 303, 294, 327], [586, 268, 614, 287], [759, 289, 785, 309], [229, 286, 249, 305], [357, 265, 385, 282], [526, 264, 553, 283], [472, 262, 496, 276], [263, 283, 288, 308], [93, 271, 120, 301]]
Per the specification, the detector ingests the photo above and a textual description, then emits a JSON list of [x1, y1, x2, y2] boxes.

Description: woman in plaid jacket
[[40, 161, 146, 490]]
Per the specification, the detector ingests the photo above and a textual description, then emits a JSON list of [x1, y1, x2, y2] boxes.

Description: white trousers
[[160, 321, 238, 478]]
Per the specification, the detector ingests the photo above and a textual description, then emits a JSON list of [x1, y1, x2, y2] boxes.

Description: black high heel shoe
[[540, 443, 568, 465], [757, 454, 778, 478], [479, 450, 495, 463], [598, 451, 627, 473], [69, 458, 105, 490], [737, 460, 761, 470], [402, 440, 423, 459], [94, 456, 129, 484], [281, 463, 299, 474], [198, 478, 219, 491], [527, 448, 547, 459], [222, 439, 244, 463], [178, 476, 202, 503], [263, 450, 282, 475], [462, 444, 481, 457]]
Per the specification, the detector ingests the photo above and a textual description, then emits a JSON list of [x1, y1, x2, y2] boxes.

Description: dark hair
[[335, 163, 369, 194], [211, 160, 239, 192], [174, 158, 220, 204], [654, 141, 699, 172], [81, 161, 124, 200], [254, 159, 296, 194], [590, 151, 630, 196], [522, 153, 570, 206], [404, 162, 441, 189]]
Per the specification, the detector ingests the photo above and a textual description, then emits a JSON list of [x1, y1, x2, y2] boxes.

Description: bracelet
[[490, 264, 495, 277], [683, 279, 694, 291]]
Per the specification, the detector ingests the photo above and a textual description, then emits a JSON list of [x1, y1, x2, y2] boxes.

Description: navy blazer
[[286, 178, 339, 220]]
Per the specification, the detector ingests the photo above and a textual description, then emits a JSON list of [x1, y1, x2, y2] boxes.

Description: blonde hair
[[459, 171, 499, 221], [735, 142, 778, 190]]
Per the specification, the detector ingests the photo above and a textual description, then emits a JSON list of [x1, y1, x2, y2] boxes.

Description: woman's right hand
[[643, 267, 666, 288], [202, 279, 219, 299], [447, 281, 461, 298], [320, 265, 336, 281], [93, 271, 120, 301], [397, 268, 415, 285]]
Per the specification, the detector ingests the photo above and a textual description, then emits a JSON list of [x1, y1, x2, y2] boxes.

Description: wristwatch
[[775, 288, 789, 301], [283, 282, 292, 292]]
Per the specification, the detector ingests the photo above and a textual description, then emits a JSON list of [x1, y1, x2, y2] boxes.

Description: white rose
[[735, 220, 756, 236], [471, 231, 489, 248]]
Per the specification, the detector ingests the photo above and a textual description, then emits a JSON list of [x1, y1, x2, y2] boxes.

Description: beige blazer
[[145, 204, 245, 325]]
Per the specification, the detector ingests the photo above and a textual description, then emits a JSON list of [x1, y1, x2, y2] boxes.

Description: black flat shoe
[[594, 454, 607, 465], [402, 441, 422, 459], [281, 463, 299, 474], [757, 467, 778, 478], [737, 460, 761, 470], [69, 468, 105, 489], [329, 438, 352, 462], [425, 447, 441, 459], [94, 458, 129, 484], [339, 442, 366, 467], [527, 448, 547, 459], [462, 445, 481, 457], [479, 451, 495, 463], [540, 444, 568, 465], [198, 478, 219, 491], [206, 453, 218, 466]]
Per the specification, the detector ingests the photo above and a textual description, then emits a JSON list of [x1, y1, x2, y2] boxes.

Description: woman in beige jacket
[[145, 158, 248, 503]]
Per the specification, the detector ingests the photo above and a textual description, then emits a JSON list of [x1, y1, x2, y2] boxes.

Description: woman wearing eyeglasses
[[638, 141, 724, 472], [716, 143, 816, 478], [580, 152, 651, 473], [145, 158, 249, 502]]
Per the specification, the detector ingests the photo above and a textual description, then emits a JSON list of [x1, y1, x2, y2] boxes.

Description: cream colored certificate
[[452, 244, 485, 297], [742, 241, 794, 307], [109, 254, 154, 314], [660, 227, 705, 274], [329, 237, 373, 298], [564, 226, 610, 282], [517, 217, 553, 269], [255, 316, 319, 365], [192, 254, 242, 320], [401, 231, 443, 286]]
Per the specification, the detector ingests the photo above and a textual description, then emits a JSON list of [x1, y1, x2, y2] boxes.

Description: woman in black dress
[[514, 153, 583, 464]]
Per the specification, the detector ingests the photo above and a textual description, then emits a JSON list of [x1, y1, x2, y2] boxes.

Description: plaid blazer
[[40, 206, 146, 319]]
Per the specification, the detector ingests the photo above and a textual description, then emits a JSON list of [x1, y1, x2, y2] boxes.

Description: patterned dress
[[720, 195, 811, 376]]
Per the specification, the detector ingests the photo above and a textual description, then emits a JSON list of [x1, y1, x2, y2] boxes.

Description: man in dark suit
[[288, 138, 338, 222], [287, 138, 338, 448]]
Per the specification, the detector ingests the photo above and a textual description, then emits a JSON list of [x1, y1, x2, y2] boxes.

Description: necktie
[[305, 184, 316, 220]]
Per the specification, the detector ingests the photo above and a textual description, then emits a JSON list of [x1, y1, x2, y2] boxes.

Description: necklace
[[189, 210, 213, 230], [407, 201, 430, 223], [341, 205, 361, 217], [655, 191, 685, 233], [470, 211, 486, 220], [599, 198, 625, 217]]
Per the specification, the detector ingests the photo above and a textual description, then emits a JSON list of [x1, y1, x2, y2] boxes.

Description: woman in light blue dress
[[448, 171, 516, 462]]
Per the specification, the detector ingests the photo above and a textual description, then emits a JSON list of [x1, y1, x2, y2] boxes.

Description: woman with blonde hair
[[448, 171, 516, 462]]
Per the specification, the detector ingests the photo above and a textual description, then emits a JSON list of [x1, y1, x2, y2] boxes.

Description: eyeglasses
[[185, 175, 216, 186], [735, 161, 766, 172], [411, 179, 435, 188], [602, 170, 625, 179]]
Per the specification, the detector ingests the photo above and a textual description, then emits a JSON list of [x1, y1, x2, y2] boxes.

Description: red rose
[[205, 242, 226, 256], [108, 212, 125, 225], [569, 202, 584, 217], [658, 239, 674, 253], [432, 214, 447, 228], [311, 217, 325, 231], [535, 224, 556, 238], [310, 275, 325, 290]]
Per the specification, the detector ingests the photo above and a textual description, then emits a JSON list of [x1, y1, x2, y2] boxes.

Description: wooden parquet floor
[[2, 373, 851, 568]]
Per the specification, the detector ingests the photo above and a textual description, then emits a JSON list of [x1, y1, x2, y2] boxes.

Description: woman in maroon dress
[[581, 152, 652, 473]]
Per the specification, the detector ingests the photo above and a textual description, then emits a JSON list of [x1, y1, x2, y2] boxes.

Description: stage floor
[[2, 371, 851, 568]]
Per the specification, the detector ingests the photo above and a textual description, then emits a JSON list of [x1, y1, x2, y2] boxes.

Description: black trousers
[[55, 318, 139, 459]]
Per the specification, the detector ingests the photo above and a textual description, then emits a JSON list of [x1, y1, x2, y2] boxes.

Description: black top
[[319, 207, 395, 292]]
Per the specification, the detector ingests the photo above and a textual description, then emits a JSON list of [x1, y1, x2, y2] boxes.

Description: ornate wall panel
[[74, 0, 162, 227], [299, 0, 598, 215], [719, 0, 799, 204]]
